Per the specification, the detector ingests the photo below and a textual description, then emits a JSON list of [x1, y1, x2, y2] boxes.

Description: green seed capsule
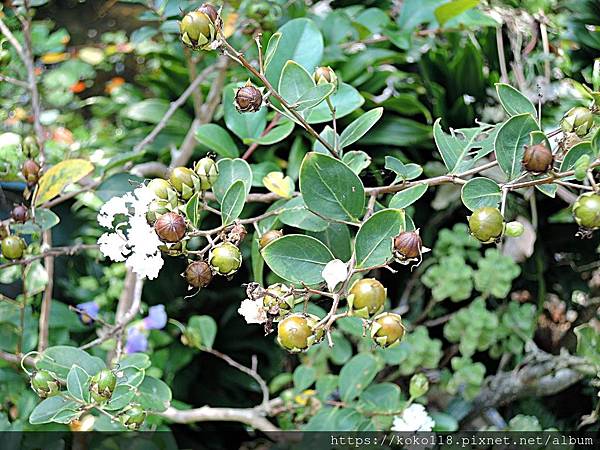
[[468, 207, 504, 243]]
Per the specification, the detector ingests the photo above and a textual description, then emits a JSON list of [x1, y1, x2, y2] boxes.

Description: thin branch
[[242, 113, 280, 160], [38, 230, 53, 352], [0, 74, 29, 89], [0, 244, 98, 270]]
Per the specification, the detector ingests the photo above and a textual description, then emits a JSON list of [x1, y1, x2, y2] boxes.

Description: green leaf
[[244, 120, 295, 146], [121, 98, 190, 127], [384, 156, 423, 182], [494, 113, 539, 181], [223, 83, 267, 140], [342, 151, 372, 174], [29, 396, 79, 425], [433, 119, 489, 173], [263, 32, 281, 70], [66, 365, 90, 403], [435, 0, 479, 27], [460, 177, 501, 211], [279, 61, 315, 106], [35, 159, 94, 206], [138, 376, 172, 412], [496, 83, 537, 117], [355, 209, 404, 269], [560, 141, 594, 174], [37, 346, 105, 380], [357, 383, 402, 415], [188, 315, 217, 349], [308, 223, 352, 262], [315, 374, 338, 402], [300, 152, 365, 222], [251, 233, 264, 286], [360, 116, 432, 147], [295, 83, 335, 110], [575, 324, 600, 367], [313, 125, 337, 154], [306, 83, 365, 124], [95, 173, 142, 202], [184, 192, 201, 228], [12, 208, 60, 235], [221, 180, 246, 226], [293, 365, 316, 391], [212, 158, 253, 203], [261, 234, 334, 285], [265, 18, 324, 86], [339, 108, 384, 148], [338, 353, 378, 402], [118, 353, 151, 370], [105, 384, 136, 411], [431, 412, 459, 432], [195, 123, 239, 158], [279, 196, 329, 232], [389, 184, 428, 209]]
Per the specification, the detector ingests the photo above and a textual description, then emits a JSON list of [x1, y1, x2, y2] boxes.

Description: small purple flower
[[125, 327, 148, 353], [76, 301, 99, 325], [143, 304, 167, 330]]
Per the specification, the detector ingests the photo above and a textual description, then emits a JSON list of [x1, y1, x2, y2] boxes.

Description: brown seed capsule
[[11, 205, 28, 223], [154, 212, 186, 243], [522, 143, 553, 173], [394, 230, 422, 259], [22, 160, 40, 184], [197, 3, 219, 24], [259, 230, 283, 249], [234, 83, 263, 113], [184, 261, 213, 288]]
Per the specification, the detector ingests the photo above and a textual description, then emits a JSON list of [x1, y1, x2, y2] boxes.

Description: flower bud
[[234, 82, 263, 113], [30, 370, 60, 398], [313, 66, 338, 89], [180, 7, 219, 51], [263, 284, 296, 319], [259, 230, 283, 249], [209, 242, 242, 276], [22, 159, 40, 184], [182, 325, 202, 348], [409, 373, 429, 399], [561, 106, 594, 137], [394, 230, 422, 260], [505, 221, 524, 238], [348, 278, 386, 318], [522, 143, 553, 173], [194, 157, 218, 190], [169, 166, 198, 200], [147, 178, 177, 201], [573, 192, 600, 230], [468, 207, 504, 243], [154, 212, 186, 243], [371, 312, 405, 348], [1, 235, 25, 260], [11, 205, 28, 223], [119, 404, 146, 430], [89, 369, 117, 403], [22, 136, 39, 158], [184, 261, 213, 288], [277, 313, 323, 353]]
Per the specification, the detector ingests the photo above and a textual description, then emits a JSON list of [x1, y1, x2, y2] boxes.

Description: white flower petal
[[98, 232, 129, 262], [322, 259, 348, 292], [126, 251, 164, 280], [391, 404, 435, 432], [98, 196, 128, 228], [238, 299, 267, 324]]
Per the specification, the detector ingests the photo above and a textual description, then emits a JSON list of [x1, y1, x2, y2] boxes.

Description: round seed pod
[[348, 278, 386, 318], [522, 143, 553, 173], [154, 212, 187, 243], [371, 312, 405, 348], [22, 160, 40, 184], [573, 192, 600, 230], [11, 205, 29, 223], [394, 230, 423, 259], [277, 313, 323, 353], [468, 207, 504, 243], [184, 261, 213, 288], [234, 83, 263, 113]]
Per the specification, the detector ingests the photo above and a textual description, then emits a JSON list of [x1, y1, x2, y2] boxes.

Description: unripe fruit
[[468, 207, 504, 243], [180, 9, 218, 51], [89, 369, 117, 403], [11, 205, 28, 223], [561, 106, 594, 137], [184, 261, 213, 288], [169, 166, 197, 199], [22, 136, 39, 158], [371, 312, 405, 348], [277, 313, 323, 352], [505, 221, 524, 237], [154, 212, 186, 243], [147, 178, 176, 200], [573, 192, 600, 230], [1, 236, 25, 260], [30, 370, 60, 398], [313, 66, 338, 89], [522, 143, 553, 173], [194, 157, 218, 190], [394, 230, 422, 260], [259, 230, 283, 249], [22, 160, 40, 184], [120, 404, 146, 430], [209, 242, 242, 276], [234, 83, 263, 113], [409, 373, 429, 399], [348, 278, 386, 318]]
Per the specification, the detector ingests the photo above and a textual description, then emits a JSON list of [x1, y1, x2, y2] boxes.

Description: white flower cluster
[[391, 404, 435, 432], [97, 186, 164, 280], [238, 298, 267, 324]]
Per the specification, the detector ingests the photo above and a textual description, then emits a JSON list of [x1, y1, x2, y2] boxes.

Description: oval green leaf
[[494, 113, 539, 181], [355, 209, 405, 269], [460, 177, 501, 211], [221, 180, 247, 226], [389, 184, 428, 209]]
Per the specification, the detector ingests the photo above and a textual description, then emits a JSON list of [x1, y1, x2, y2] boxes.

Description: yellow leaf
[[40, 52, 69, 64], [35, 159, 94, 206], [263, 171, 294, 199]]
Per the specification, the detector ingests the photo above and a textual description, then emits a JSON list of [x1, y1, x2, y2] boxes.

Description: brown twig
[[0, 244, 98, 271], [38, 230, 53, 352], [242, 113, 281, 160]]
